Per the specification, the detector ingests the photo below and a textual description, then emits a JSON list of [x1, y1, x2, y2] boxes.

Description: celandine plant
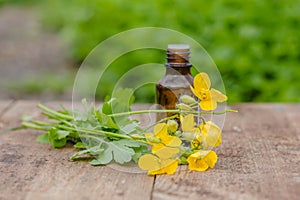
[[21, 72, 236, 175]]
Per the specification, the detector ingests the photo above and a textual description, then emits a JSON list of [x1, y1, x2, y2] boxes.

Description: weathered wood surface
[[0, 101, 299, 200]]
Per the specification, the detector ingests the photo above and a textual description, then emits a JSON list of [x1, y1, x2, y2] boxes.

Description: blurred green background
[[1, 0, 299, 102]]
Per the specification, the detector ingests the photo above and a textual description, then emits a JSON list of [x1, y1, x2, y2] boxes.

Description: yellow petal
[[138, 154, 161, 171], [148, 160, 178, 175], [187, 152, 208, 171], [204, 121, 222, 148], [151, 143, 166, 153], [190, 86, 201, 99], [210, 88, 227, 102], [194, 72, 211, 90], [181, 114, 195, 132], [199, 100, 217, 111], [155, 146, 180, 160], [154, 123, 168, 138], [202, 150, 218, 168], [187, 150, 218, 171], [182, 131, 197, 141], [165, 136, 182, 147], [153, 135, 181, 153]]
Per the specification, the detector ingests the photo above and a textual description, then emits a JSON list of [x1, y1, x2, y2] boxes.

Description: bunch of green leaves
[[22, 89, 148, 165], [37, 0, 300, 102]]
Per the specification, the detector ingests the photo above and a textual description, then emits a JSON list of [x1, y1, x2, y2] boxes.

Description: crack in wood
[[0, 100, 16, 119]]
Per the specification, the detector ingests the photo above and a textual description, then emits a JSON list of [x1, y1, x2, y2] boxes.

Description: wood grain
[[0, 101, 154, 200], [0, 100, 14, 130], [0, 102, 299, 200], [0, 100, 14, 118], [153, 104, 300, 200]]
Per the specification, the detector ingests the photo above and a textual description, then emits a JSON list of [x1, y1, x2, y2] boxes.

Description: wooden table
[[0, 101, 299, 200]]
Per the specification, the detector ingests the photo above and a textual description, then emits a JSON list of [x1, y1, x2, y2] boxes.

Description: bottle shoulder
[[157, 74, 193, 88]]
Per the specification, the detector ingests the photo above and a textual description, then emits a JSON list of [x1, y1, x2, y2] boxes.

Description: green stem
[[38, 104, 73, 121], [79, 128, 132, 140], [143, 114, 179, 131], [57, 125, 148, 145], [22, 120, 148, 145], [108, 109, 237, 117], [188, 102, 199, 107], [108, 109, 180, 117], [30, 120, 54, 127], [22, 122, 50, 131], [195, 109, 238, 115]]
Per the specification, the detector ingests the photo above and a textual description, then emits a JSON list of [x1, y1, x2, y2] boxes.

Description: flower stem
[[108, 109, 237, 117], [38, 104, 73, 121], [143, 114, 179, 131]]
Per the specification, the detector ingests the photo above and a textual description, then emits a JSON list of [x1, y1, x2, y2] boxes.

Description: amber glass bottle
[[156, 44, 194, 120]]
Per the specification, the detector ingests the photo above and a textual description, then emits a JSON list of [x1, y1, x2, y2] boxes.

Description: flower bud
[[174, 130, 182, 137], [147, 136, 161, 143], [167, 120, 178, 133], [179, 156, 188, 164], [176, 103, 192, 111], [180, 95, 197, 105], [131, 134, 145, 140]]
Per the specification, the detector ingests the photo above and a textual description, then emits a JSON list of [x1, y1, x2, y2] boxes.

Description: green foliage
[[22, 89, 149, 165], [9, 72, 74, 96], [89, 139, 145, 165], [21, 88, 235, 171], [36, 0, 300, 102], [48, 128, 69, 148], [0, 0, 38, 6]]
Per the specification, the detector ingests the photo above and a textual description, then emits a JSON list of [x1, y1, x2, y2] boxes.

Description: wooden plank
[[0, 100, 14, 130], [0, 101, 154, 200], [0, 100, 14, 117], [152, 104, 300, 200]]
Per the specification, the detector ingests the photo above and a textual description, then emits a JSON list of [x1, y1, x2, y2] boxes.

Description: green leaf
[[120, 120, 140, 135], [48, 128, 69, 148], [90, 148, 113, 165], [74, 142, 86, 149], [94, 110, 119, 130], [36, 133, 50, 144], [71, 146, 104, 160], [115, 139, 144, 148], [71, 149, 91, 160], [57, 130, 69, 139], [102, 95, 115, 115], [132, 146, 149, 163], [111, 88, 135, 113], [89, 139, 144, 165]]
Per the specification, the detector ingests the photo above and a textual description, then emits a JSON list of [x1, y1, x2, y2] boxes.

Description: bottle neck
[[165, 44, 191, 75], [165, 64, 192, 75]]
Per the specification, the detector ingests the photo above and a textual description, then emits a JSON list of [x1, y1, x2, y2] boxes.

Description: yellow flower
[[180, 114, 202, 146], [187, 150, 218, 171], [200, 121, 222, 148], [180, 114, 222, 149], [138, 146, 179, 175], [145, 123, 182, 153], [180, 114, 200, 141], [190, 72, 227, 111], [181, 114, 197, 133]]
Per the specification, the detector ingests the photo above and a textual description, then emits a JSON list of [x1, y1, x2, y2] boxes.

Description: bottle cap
[[167, 44, 190, 65], [167, 44, 190, 51]]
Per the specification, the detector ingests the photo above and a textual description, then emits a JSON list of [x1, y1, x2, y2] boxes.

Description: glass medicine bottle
[[156, 44, 194, 120]]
